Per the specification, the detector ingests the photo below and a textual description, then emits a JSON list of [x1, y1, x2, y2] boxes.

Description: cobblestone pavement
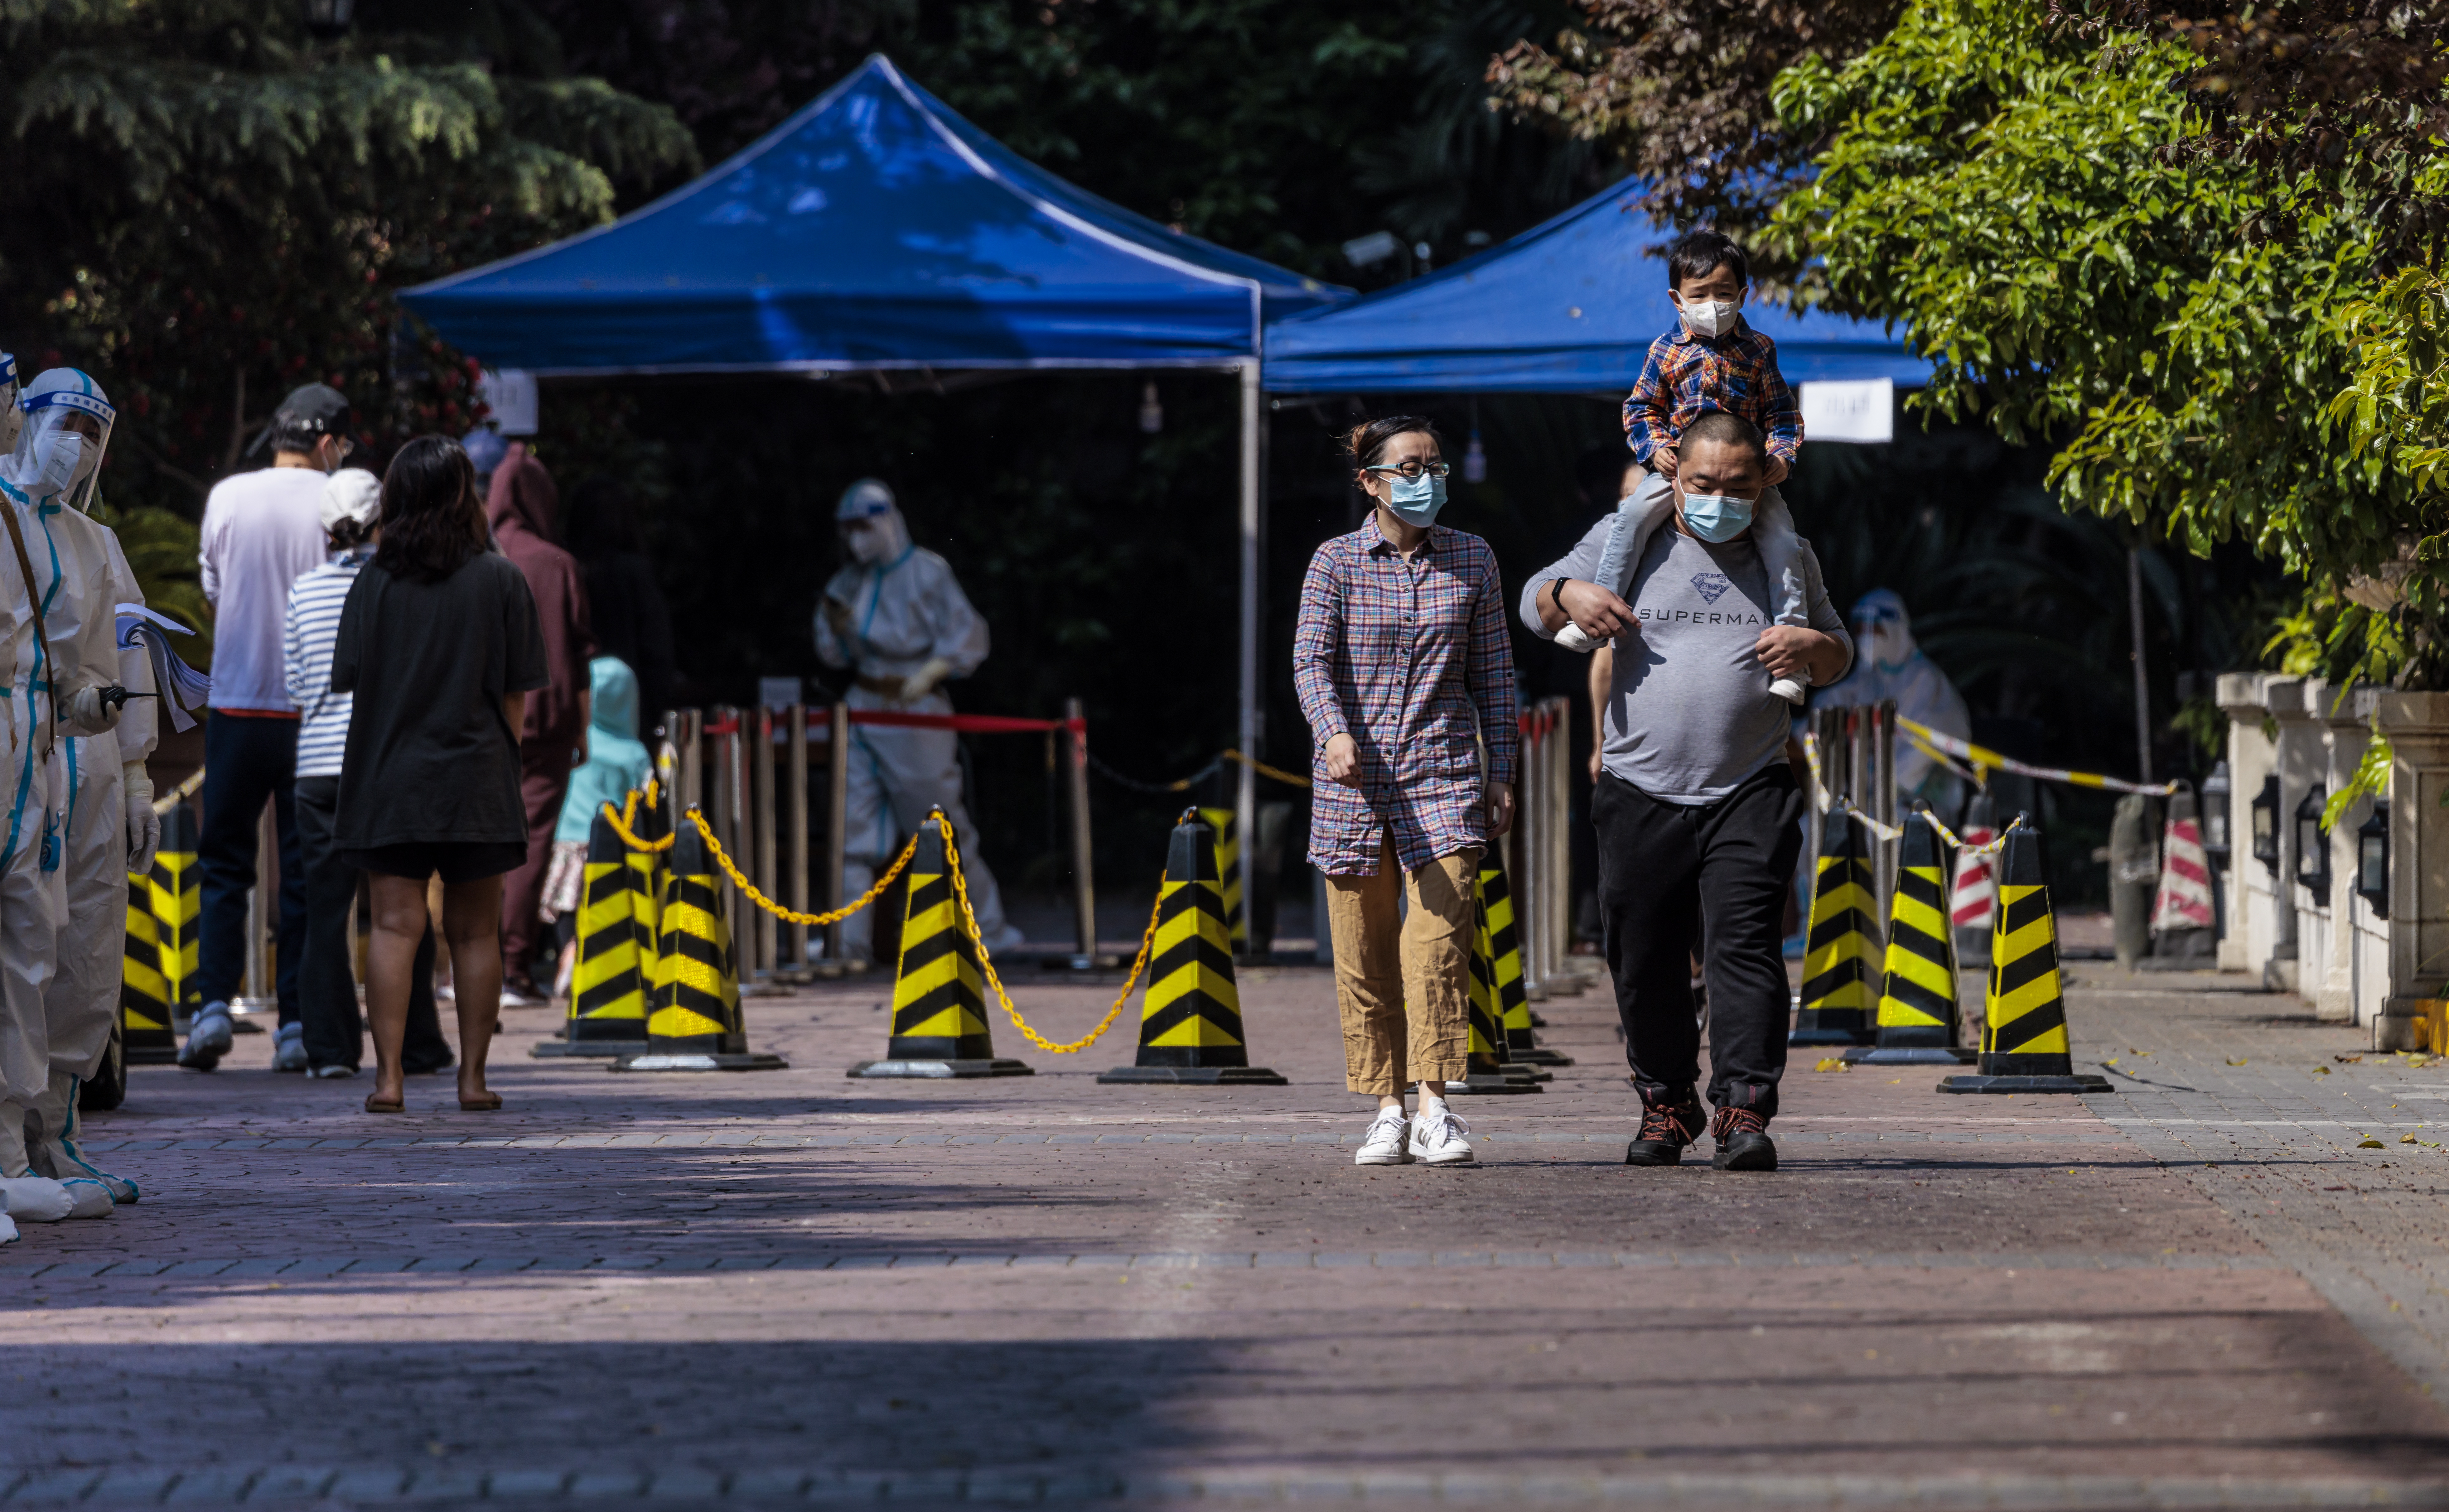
[[5, 959, 2449, 1509]]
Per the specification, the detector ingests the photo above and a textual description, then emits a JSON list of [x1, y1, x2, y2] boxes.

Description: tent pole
[[1236, 357, 1262, 947]]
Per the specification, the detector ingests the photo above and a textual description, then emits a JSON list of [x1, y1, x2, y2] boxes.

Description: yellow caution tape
[[1805, 732, 2014, 855], [1896, 716, 2179, 797], [939, 813, 1162, 1054]]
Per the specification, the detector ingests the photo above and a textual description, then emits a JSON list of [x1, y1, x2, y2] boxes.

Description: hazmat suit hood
[[837, 478, 911, 567], [554, 654, 656, 846], [1816, 587, 1972, 797], [3, 368, 115, 515]]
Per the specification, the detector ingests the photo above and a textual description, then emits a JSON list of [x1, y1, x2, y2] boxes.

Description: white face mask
[[32, 428, 86, 496], [1679, 296, 1741, 339], [844, 519, 891, 564]]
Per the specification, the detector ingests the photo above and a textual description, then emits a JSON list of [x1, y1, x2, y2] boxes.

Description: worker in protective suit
[[20, 369, 157, 1210], [814, 480, 1021, 963], [0, 364, 128, 1225], [1815, 587, 1973, 809]]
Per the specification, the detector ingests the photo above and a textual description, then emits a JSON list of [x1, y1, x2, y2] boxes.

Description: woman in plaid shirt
[[1293, 417, 1519, 1168]]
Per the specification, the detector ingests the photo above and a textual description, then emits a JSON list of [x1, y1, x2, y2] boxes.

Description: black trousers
[[294, 776, 453, 1074], [1592, 763, 1806, 1120], [197, 711, 307, 1020]]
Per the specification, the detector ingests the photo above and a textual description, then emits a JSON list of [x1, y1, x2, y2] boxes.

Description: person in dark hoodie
[[485, 442, 595, 1003]]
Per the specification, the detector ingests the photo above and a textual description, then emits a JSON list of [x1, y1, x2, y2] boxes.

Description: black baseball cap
[[274, 383, 351, 435]]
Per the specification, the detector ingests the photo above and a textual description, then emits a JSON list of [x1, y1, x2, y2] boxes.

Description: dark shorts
[[342, 841, 530, 886]]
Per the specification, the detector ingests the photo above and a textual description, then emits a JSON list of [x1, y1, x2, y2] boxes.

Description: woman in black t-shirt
[[331, 436, 551, 1114]]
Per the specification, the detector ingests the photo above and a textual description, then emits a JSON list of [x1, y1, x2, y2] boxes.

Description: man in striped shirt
[[284, 471, 452, 1078]]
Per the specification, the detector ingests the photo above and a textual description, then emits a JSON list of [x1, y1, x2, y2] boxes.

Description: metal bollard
[[753, 702, 778, 978], [825, 701, 850, 973], [787, 702, 810, 976], [1061, 695, 1099, 968]]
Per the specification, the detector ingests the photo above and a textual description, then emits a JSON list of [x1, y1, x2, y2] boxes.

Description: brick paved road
[[6, 961, 2449, 1509]]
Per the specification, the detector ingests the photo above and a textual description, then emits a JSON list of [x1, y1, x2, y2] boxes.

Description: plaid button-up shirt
[[1622, 319, 1803, 467], [1293, 516, 1520, 874]]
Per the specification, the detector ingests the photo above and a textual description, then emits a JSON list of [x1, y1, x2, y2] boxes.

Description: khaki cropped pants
[[1322, 836, 1480, 1096]]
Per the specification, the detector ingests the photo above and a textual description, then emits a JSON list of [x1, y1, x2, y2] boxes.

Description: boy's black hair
[[1665, 229, 1749, 290], [1681, 410, 1768, 469]]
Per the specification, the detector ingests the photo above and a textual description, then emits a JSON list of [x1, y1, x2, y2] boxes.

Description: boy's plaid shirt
[[1292, 516, 1519, 874], [1621, 320, 1803, 466]]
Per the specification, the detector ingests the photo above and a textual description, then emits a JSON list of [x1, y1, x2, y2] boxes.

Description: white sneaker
[[177, 1002, 234, 1071], [1354, 1107, 1414, 1166], [1408, 1103, 1476, 1165]]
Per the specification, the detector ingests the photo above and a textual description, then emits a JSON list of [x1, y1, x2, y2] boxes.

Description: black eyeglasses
[[1364, 460, 1451, 480]]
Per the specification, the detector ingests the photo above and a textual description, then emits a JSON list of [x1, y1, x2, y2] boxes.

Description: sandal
[[363, 1092, 404, 1114], [458, 1091, 503, 1112]]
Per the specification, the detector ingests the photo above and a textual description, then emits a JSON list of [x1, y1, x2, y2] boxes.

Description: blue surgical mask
[[1386, 471, 1446, 528], [1679, 489, 1753, 543]]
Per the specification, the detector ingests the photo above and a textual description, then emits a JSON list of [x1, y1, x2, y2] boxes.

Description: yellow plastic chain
[[938, 813, 1160, 1054], [1223, 748, 1311, 790], [150, 766, 206, 817], [600, 795, 677, 853], [684, 807, 921, 927]]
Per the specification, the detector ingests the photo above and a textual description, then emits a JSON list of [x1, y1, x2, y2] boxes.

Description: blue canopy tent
[[1262, 177, 1929, 402], [400, 54, 1345, 900]]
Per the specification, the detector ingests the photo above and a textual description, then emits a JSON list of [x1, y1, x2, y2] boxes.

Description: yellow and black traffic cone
[[1940, 819, 2111, 1094], [1196, 804, 1249, 958], [613, 815, 787, 1072], [1099, 810, 1284, 1085], [1481, 858, 1571, 1067], [1792, 803, 1881, 1047], [1447, 874, 1542, 1095], [535, 807, 653, 1058], [121, 797, 196, 1065], [1853, 805, 1974, 1066], [851, 808, 1031, 1078], [628, 782, 667, 985]]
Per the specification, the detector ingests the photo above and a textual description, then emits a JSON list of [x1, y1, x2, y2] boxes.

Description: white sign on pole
[[1798, 378, 1894, 444], [479, 369, 539, 436]]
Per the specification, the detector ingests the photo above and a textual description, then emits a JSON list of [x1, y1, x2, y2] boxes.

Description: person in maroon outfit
[[485, 443, 594, 1001]]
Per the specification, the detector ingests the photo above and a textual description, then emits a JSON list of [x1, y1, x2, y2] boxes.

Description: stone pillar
[[2371, 691, 2449, 1050], [2216, 674, 2275, 975], [2316, 684, 2368, 1024], [2268, 677, 2319, 995]]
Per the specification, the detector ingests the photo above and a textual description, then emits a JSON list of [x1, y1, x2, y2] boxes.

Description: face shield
[[0, 353, 18, 457], [837, 477, 909, 566], [7, 368, 116, 514], [1848, 588, 1915, 673]]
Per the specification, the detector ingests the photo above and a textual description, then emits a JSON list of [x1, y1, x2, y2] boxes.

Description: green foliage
[[2325, 718, 2392, 830], [1764, 0, 2447, 684], [0, 0, 697, 613]]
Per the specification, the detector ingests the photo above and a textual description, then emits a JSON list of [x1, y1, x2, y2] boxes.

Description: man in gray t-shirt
[[1520, 413, 1852, 1172]]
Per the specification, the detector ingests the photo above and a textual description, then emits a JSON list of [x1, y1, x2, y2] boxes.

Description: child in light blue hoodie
[[543, 656, 655, 995]]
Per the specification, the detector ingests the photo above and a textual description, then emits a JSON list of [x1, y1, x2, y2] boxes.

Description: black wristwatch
[[1548, 577, 1570, 616]]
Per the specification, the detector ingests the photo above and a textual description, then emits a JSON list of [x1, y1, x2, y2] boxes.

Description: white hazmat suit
[[0, 366, 127, 1224], [1815, 588, 1973, 806], [814, 480, 1020, 962], [23, 369, 157, 1207]]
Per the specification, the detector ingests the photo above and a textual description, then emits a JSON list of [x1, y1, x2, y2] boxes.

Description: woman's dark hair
[[326, 516, 375, 552], [375, 436, 487, 585], [1343, 415, 1445, 470], [564, 474, 639, 559]]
